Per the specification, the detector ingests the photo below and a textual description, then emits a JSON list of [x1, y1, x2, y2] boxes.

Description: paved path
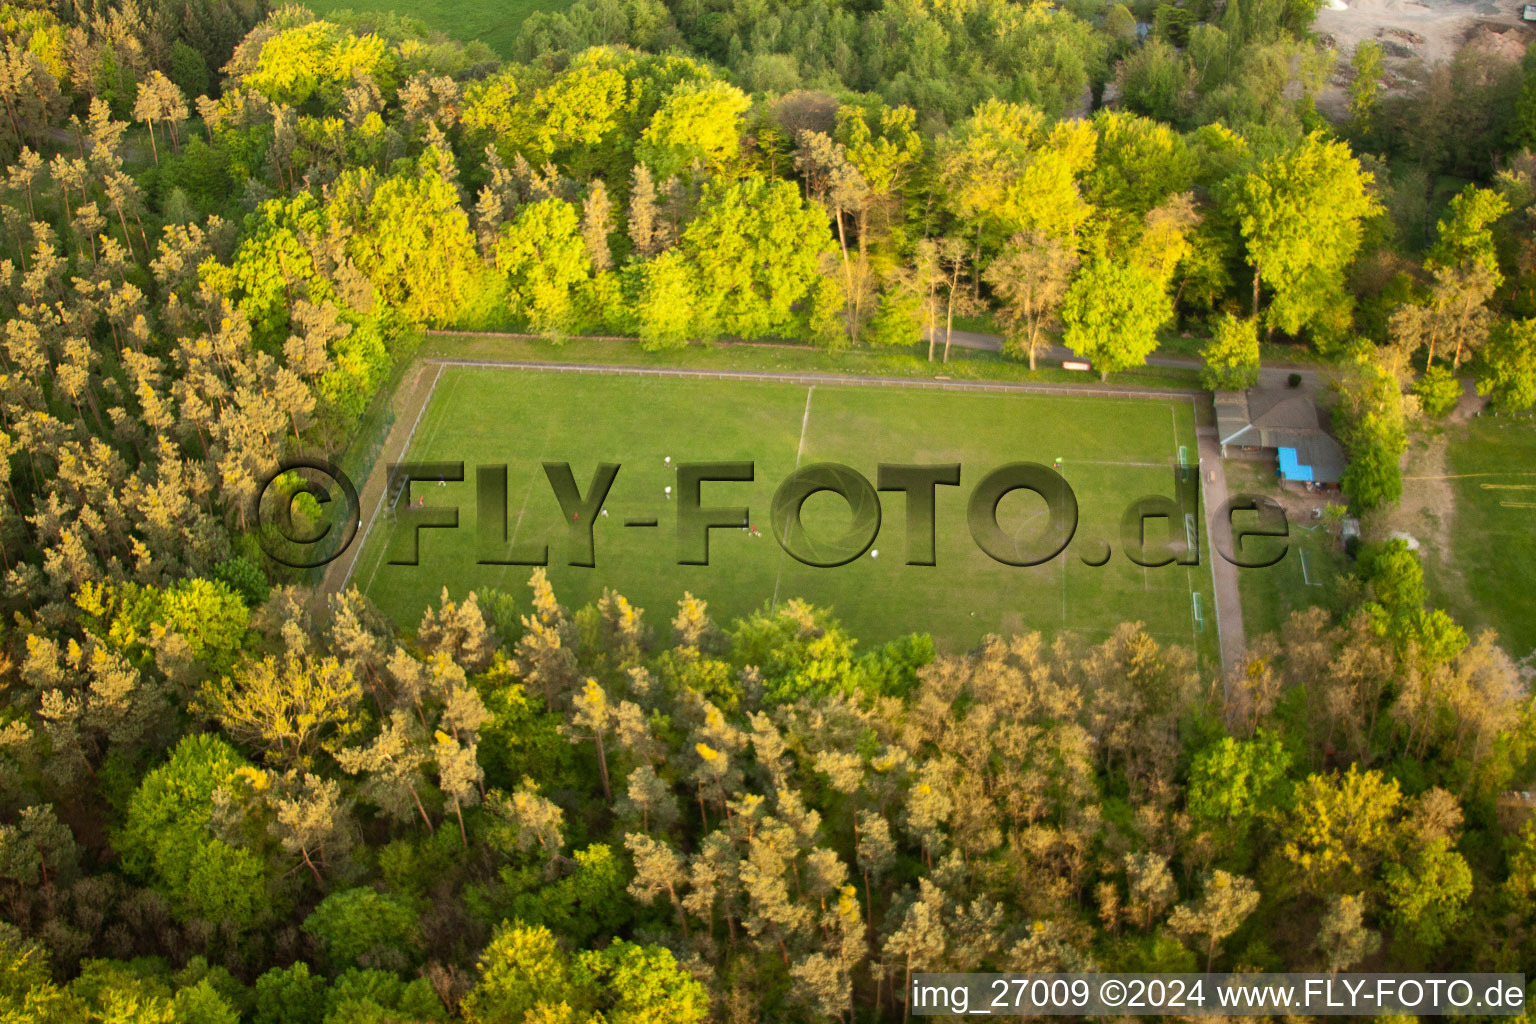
[[1197, 427, 1246, 683]]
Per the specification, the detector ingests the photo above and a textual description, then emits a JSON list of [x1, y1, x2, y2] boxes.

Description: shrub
[[214, 555, 270, 607], [252, 964, 326, 1024], [119, 735, 270, 928], [1199, 313, 1261, 391], [302, 889, 421, 970], [1412, 365, 1462, 418]]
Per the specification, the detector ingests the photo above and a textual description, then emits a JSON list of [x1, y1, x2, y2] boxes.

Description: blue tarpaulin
[[1277, 446, 1314, 482]]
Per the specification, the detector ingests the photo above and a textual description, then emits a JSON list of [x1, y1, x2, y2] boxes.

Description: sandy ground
[[1371, 432, 1455, 555], [1314, 0, 1531, 116], [1317, 0, 1527, 65], [1364, 381, 1488, 621]]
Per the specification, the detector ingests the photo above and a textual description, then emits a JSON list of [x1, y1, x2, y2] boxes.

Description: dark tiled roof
[[1268, 428, 1347, 483], [1249, 389, 1322, 430], [1214, 391, 1255, 446], [1216, 388, 1346, 483]]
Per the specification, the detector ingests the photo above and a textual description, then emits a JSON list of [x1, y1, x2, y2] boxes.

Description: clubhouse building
[[1214, 388, 1346, 487]]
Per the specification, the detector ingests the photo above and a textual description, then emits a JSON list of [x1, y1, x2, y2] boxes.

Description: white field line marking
[[770, 386, 816, 612], [1060, 485, 1068, 625], [1190, 396, 1226, 673], [359, 367, 460, 595], [1164, 403, 1192, 646], [411, 364, 462, 464], [428, 356, 1203, 401], [348, 362, 445, 593], [1174, 403, 1200, 651]]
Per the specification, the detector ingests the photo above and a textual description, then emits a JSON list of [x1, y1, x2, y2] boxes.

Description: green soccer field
[[348, 367, 1220, 662]]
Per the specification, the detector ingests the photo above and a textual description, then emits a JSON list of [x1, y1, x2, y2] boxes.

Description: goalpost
[[385, 469, 411, 522], [1178, 443, 1198, 561], [1300, 547, 1324, 587], [1182, 442, 1202, 632]]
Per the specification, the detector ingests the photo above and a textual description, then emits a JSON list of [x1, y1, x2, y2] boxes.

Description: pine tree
[[486, 778, 566, 860], [883, 879, 949, 1024], [334, 709, 436, 831], [433, 731, 482, 847], [626, 833, 690, 938], [1315, 893, 1380, 973], [418, 588, 498, 673], [1124, 851, 1177, 932], [581, 179, 614, 273], [628, 163, 659, 258], [567, 678, 616, 802], [271, 770, 354, 885], [1167, 870, 1261, 970]]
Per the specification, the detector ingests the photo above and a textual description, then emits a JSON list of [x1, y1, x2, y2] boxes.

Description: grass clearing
[[349, 366, 1219, 664], [308, 0, 567, 54], [1425, 410, 1536, 661]]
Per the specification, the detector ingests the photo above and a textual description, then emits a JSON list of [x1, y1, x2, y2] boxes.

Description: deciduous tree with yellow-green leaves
[[1227, 132, 1381, 342]]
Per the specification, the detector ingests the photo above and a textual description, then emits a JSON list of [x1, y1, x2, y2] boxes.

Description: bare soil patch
[[1315, 0, 1530, 116], [1367, 429, 1475, 610]]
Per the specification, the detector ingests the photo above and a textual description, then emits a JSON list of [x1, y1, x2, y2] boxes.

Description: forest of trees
[[0, 0, 1534, 1018]]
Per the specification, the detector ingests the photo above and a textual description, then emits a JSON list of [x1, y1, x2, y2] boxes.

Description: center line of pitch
[[770, 386, 816, 612]]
